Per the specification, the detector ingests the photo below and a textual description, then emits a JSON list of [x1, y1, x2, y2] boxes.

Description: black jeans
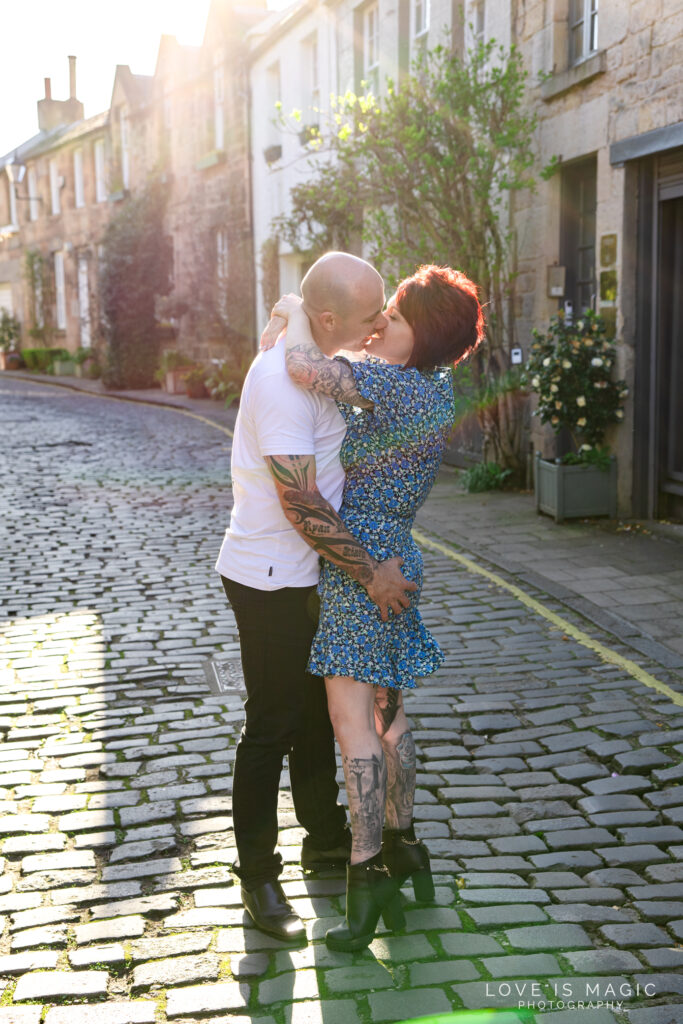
[[222, 576, 347, 889]]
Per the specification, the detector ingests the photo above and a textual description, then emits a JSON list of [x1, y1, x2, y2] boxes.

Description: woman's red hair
[[396, 265, 485, 371]]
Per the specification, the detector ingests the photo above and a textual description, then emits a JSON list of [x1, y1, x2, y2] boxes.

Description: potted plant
[[184, 366, 209, 399], [0, 309, 22, 370], [53, 351, 77, 376], [205, 356, 249, 409], [154, 349, 195, 394], [523, 310, 628, 523], [74, 347, 101, 379]]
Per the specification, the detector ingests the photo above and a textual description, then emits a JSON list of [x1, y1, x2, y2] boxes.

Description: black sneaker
[[301, 828, 352, 872]]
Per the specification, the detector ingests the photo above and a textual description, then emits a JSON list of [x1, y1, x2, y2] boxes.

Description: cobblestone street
[[1, 376, 682, 1024]]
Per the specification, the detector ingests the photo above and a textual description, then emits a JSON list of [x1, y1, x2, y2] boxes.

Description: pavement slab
[[2, 376, 683, 1021]]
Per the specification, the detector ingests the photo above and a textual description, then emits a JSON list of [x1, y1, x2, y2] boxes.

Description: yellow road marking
[[412, 527, 683, 707]]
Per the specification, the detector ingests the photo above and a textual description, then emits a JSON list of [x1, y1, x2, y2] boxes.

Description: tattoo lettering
[[383, 730, 416, 830], [265, 455, 377, 588], [343, 752, 387, 861]]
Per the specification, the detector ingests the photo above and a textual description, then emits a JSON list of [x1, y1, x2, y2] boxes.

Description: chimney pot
[[68, 55, 77, 100], [44, 77, 52, 100]]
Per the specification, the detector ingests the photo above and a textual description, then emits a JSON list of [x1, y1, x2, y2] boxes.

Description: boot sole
[[301, 859, 348, 872], [325, 929, 375, 952]]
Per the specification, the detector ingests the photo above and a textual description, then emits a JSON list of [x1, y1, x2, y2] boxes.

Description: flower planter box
[[535, 452, 617, 523], [0, 350, 21, 370], [53, 359, 77, 376]]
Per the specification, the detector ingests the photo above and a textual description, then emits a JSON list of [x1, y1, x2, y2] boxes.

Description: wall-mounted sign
[[547, 265, 566, 298], [510, 347, 523, 365]]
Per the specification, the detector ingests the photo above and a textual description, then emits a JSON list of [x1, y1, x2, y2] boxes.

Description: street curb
[[416, 509, 683, 675], [6, 370, 239, 433]]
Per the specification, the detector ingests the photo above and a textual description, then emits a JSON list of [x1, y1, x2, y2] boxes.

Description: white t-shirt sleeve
[[250, 370, 316, 457]]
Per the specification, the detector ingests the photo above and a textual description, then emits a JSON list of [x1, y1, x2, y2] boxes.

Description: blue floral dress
[[307, 359, 455, 689]]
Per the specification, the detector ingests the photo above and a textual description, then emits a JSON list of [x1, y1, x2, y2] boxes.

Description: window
[[94, 139, 107, 202], [216, 228, 229, 321], [472, 0, 485, 45], [265, 61, 282, 153], [412, 0, 430, 40], [363, 4, 380, 93], [49, 159, 60, 215], [570, 0, 598, 65], [8, 174, 18, 226], [302, 33, 320, 112], [119, 109, 130, 189], [213, 51, 225, 151], [77, 255, 91, 348], [74, 148, 85, 208], [560, 157, 597, 316], [54, 251, 66, 330], [27, 166, 39, 221]]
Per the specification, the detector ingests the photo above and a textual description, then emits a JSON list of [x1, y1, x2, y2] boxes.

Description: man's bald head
[[299, 252, 387, 355], [301, 252, 384, 317]]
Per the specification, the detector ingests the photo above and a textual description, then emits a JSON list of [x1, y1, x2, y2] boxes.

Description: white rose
[[580, 443, 592, 451], [531, 376, 540, 388], [591, 357, 603, 367], [550, 384, 558, 393], [615, 410, 624, 420], [577, 417, 587, 427], [562, 359, 571, 369], [542, 357, 551, 367], [576, 396, 586, 407]]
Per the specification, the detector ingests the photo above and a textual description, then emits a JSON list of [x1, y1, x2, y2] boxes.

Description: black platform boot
[[325, 853, 405, 952], [382, 822, 435, 902]]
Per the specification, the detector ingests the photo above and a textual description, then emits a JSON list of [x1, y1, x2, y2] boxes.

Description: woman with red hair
[[263, 264, 483, 950]]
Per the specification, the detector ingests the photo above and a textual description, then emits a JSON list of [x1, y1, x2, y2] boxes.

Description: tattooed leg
[[325, 675, 386, 864], [342, 752, 387, 863], [374, 685, 400, 738], [382, 704, 417, 830]]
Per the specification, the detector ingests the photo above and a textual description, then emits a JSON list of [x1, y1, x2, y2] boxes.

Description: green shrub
[[461, 461, 512, 493], [21, 347, 68, 372]]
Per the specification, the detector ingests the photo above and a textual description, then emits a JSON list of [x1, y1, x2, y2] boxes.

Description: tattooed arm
[[266, 453, 416, 621], [261, 295, 374, 408], [283, 308, 374, 408]]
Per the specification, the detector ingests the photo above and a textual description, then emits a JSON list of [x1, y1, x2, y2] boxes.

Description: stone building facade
[[0, 0, 264, 369], [249, 0, 683, 517]]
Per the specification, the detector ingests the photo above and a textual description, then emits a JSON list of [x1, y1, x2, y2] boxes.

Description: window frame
[[119, 109, 130, 190], [74, 148, 85, 208], [412, 0, 430, 41], [8, 174, 18, 227], [569, 0, 599, 66], [49, 159, 60, 215], [94, 139, 107, 203], [27, 166, 39, 222], [213, 51, 225, 152], [363, 2, 380, 94], [54, 251, 66, 331]]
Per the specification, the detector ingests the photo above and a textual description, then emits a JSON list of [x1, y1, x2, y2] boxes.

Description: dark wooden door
[[657, 193, 683, 517]]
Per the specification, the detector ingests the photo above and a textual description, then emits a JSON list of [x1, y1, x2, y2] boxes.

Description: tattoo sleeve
[[284, 313, 374, 409], [266, 453, 377, 586]]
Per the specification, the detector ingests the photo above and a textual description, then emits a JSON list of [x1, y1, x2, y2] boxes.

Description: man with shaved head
[[215, 252, 414, 943]]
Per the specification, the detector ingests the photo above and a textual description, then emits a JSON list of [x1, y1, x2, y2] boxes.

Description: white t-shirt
[[215, 344, 346, 589]]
